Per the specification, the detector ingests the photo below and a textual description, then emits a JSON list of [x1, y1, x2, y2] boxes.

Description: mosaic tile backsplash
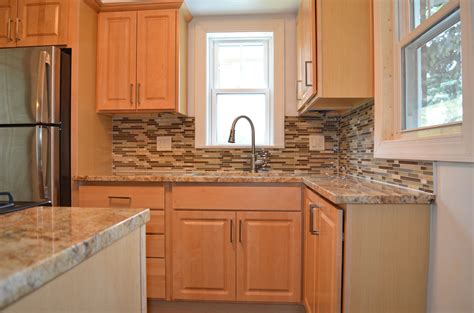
[[112, 102, 434, 193], [339, 102, 434, 193], [113, 114, 340, 174]]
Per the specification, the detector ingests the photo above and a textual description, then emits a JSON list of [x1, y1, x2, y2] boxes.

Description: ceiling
[[100, 0, 299, 16]]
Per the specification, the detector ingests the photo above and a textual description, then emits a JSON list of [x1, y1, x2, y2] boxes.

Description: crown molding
[[95, 0, 184, 12]]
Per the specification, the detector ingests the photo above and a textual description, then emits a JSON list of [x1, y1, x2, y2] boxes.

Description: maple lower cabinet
[[236, 212, 302, 302], [171, 210, 302, 303], [0, 0, 68, 48], [172, 211, 236, 301], [96, 5, 189, 114]]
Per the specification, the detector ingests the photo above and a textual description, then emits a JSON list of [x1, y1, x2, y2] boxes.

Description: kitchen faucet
[[228, 115, 269, 173]]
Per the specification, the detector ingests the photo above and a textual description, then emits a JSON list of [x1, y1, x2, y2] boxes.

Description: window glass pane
[[216, 42, 267, 89], [412, 0, 450, 28], [403, 12, 462, 130], [215, 94, 268, 145]]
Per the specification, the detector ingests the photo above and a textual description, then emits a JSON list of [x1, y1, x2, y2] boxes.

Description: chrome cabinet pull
[[230, 220, 234, 243], [137, 83, 141, 106], [15, 18, 21, 41], [7, 18, 13, 42], [130, 83, 134, 105], [309, 203, 320, 235], [239, 220, 243, 243], [304, 61, 313, 87]]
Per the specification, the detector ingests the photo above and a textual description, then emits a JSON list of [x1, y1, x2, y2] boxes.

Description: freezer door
[[0, 126, 58, 203], [0, 47, 60, 124]]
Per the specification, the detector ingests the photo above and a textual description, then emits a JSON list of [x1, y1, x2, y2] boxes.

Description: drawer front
[[78, 185, 165, 209], [147, 210, 165, 234], [146, 234, 165, 258], [147, 258, 166, 299], [172, 185, 302, 211]]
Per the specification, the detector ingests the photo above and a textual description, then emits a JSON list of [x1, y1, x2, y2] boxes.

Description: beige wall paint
[[428, 162, 474, 313]]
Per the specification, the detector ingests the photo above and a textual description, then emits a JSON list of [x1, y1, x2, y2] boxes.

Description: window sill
[[195, 144, 285, 149]]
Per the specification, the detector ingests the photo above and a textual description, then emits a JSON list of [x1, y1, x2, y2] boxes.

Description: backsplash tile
[[112, 102, 434, 193], [339, 102, 434, 193], [113, 114, 339, 174]]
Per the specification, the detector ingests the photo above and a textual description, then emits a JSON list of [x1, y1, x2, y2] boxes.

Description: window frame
[[208, 37, 273, 146], [191, 17, 286, 149], [373, 0, 474, 162]]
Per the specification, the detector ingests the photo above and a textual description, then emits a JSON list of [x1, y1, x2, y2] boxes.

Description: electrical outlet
[[156, 136, 172, 151], [309, 135, 325, 151]]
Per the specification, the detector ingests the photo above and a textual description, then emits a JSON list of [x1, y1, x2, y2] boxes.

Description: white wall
[[187, 14, 298, 117], [428, 162, 474, 313]]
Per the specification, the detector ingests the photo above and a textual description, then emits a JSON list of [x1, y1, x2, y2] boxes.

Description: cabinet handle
[[296, 79, 303, 100], [230, 220, 234, 243], [130, 83, 134, 105], [15, 18, 21, 41], [136, 83, 141, 106], [304, 61, 313, 87], [7, 18, 13, 42], [108, 196, 132, 201], [309, 203, 320, 235], [239, 220, 243, 243]]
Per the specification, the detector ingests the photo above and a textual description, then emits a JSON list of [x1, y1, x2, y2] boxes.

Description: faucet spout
[[228, 115, 257, 173]]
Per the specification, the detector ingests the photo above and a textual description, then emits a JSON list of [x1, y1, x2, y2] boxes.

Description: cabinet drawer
[[173, 185, 302, 211], [146, 234, 165, 258], [78, 184, 165, 209], [147, 258, 166, 299], [147, 210, 165, 234]]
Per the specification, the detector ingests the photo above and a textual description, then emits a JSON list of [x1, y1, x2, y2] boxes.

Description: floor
[[148, 301, 306, 313]]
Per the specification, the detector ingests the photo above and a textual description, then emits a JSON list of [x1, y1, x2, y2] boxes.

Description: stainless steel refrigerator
[[0, 46, 71, 212]]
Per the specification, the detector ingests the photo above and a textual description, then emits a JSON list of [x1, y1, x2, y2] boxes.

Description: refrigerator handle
[[35, 51, 51, 124], [35, 126, 46, 199]]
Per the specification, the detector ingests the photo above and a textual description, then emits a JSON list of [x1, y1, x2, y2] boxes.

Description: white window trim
[[191, 17, 286, 149], [374, 0, 474, 162]]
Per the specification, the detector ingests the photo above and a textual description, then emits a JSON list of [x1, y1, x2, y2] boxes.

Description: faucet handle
[[255, 150, 271, 171]]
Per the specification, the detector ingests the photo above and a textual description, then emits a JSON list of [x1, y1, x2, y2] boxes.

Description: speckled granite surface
[[0, 206, 149, 309], [73, 172, 435, 204]]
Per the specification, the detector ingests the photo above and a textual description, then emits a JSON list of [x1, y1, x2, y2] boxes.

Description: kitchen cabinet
[[304, 189, 343, 313], [0, 0, 68, 48], [236, 212, 301, 302], [171, 183, 302, 303], [78, 183, 167, 300], [296, 0, 373, 114], [96, 5, 189, 114], [172, 211, 236, 301]]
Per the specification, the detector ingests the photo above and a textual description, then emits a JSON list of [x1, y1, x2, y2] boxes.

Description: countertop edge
[[0, 208, 150, 310]]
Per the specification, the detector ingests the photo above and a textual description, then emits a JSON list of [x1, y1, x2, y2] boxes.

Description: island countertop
[[74, 172, 435, 204], [0, 206, 150, 310]]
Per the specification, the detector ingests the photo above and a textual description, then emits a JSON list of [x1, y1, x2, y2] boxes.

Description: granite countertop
[[74, 172, 435, 204], [0, 206, 150, 309]]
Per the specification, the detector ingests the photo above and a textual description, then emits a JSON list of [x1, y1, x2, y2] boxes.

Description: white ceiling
[[100, 0, 299, 16]]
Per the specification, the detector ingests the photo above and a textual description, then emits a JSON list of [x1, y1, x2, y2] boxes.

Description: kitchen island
[[0, 206, 150, 313]]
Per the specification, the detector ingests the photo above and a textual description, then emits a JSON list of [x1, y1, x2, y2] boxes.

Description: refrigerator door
[[0, 46, 60, 125], [0, 125, 58, 203]]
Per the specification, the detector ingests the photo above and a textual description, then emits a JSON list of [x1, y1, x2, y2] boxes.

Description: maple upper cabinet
[[0, 0, 68, 48], [96, 5, 189, 114], [296, 0, 373, 114]]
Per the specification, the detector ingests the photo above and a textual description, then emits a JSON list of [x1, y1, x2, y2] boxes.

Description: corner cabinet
[[296, 0, 373, 114], [0, 0, 68, 48], [96, 5, 190, 114]]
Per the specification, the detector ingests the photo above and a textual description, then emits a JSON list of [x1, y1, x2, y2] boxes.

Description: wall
[[427, 162, 474, 313]]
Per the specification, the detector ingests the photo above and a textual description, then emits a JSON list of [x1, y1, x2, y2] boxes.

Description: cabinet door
[[0, 0, 16, 47], [304, 192, 318, 313], [97, 11, 137, 112], [136, 10, 176, 110], [16, 0, 68, 46], [308, 191, 343, 313], [172, 211, 236, 301], [236, 212, 302, 302], [300, 0, 317, 104]]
